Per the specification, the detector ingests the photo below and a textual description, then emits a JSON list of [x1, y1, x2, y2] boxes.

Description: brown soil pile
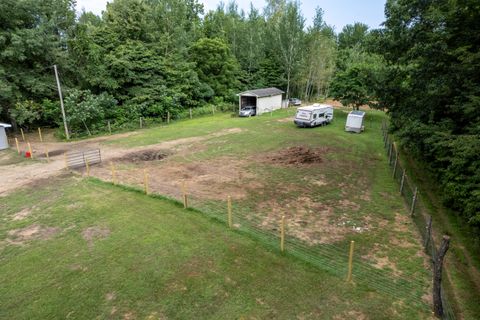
[[115, 150, 168, 162], [266, 146, 326, 166]]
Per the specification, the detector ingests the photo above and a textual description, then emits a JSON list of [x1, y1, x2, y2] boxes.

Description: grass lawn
[[99, 108, 432, 302], [0, 176, 432, 319]]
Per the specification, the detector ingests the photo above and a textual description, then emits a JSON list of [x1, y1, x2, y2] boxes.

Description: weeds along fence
[[78, 160, 443, 316], [381, 121, 456, 320]]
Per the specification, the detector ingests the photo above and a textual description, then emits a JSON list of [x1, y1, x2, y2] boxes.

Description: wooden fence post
[[433, 236, 451, 318], [392, 152, 399, 178], [182, 181, 188, 208], [38, 127, 43, 142], [410, 187, 418, 216], [108, 121, 112, 135], [189, 108, 192, 119], [110, 162, 116, 185], [280, 215, 285, 252], [143, 168, 149, 194], [20, 128, 25, 141], [85, 158, 90, 176], [424, 215, 433, 249], [27, 142, 33, 159], [227, 196, 232, 228], [140, 117, 143, 129], [212, 105, 215, 115], [347, 240, 355, 282], [15, 137, 20, 154], [45, 147, 50, 163], [167, 111, 170, 124], [399, 169, 406, 194]]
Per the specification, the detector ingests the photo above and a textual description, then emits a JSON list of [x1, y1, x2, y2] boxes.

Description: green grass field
[[1, 108, 435, 319]]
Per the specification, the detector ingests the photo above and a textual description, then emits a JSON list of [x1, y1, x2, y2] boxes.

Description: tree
[[268, 1, 305, 100], [377, 0, 480, 230], [0, 0, 76, 123], [189, 38, 240, 100]]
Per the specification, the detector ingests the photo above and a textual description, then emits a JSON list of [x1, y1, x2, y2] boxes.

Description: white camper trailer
[[345, 110, 366, 133], [0, 123, 12, 150], [294, 104, 334, 128]]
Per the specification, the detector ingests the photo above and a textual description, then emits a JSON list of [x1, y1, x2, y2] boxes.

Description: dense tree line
[[0, 0, 338, 134], [375, 0, 480, 231]]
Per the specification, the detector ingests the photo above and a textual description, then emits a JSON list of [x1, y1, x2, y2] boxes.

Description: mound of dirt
[[116, 150, 168, 162], [266, 146, 325, 166]]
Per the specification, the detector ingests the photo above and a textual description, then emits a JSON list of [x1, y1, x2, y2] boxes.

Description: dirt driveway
[[0, 128, 241, 196]]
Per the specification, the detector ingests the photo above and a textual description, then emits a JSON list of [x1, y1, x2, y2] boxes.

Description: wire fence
[[381, 120, 456, 320], [78, 155, 443, 316]]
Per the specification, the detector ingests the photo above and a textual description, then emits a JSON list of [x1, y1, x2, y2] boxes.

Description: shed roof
[[238, 87, 284, 98], [349, 110, 365, 116], [0, 123, 12, 128]]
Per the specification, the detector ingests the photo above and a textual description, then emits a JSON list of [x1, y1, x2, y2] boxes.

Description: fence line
[[381, 120, 456, 320], [80, 160, 437, 316]]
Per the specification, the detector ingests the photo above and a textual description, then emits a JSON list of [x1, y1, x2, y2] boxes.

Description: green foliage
[[8, 100, 41, 128], [377, 0, 480, 229], [189, 37, 240, 100], [63, 89, 117, 135]]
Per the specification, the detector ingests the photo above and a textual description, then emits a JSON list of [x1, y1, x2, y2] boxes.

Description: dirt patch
[[37, 149, 67, 158], [115, 149, 169, 163], [82, 226, 110, 248], [12, 207, 32, 221], [264, 146, 327, 166], [338, 199, 361, 212], [7, 224, 59, 245], [256, 197, 353, 244], [277, 117, 294, 123]]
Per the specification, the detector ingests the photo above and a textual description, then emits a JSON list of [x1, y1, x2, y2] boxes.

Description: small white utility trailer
[[345, 110, 366, 133], [294, 104, 334, 128], [0, 123, 12, 150]]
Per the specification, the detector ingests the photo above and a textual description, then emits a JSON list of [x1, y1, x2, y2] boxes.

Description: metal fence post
[[399, 169, 406, 194], [410, 187, 418, 216], [392, 152, 399, 178]]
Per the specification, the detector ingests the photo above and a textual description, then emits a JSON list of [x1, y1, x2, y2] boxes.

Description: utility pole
[[53, 65, 70, 140]]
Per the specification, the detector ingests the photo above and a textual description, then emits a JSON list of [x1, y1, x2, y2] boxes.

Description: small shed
[[237, 87, 284, 115], [0, 123, 12, 150]]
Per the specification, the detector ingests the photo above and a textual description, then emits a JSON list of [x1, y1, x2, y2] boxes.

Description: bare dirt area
[[6, 224, 59, 245], [82, 226, 111, 248], [263, 146, 327, 166], [0, 128, 243, 196]]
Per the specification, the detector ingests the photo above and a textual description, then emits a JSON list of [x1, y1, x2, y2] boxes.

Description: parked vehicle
[[288, 98, 302, 106], [239, 106, 256, 117], [345, 110, 366, 133], [294, 104, 334, 128]]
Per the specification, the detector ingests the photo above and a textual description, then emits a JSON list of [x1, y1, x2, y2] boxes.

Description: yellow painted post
[[182, 181, 188, 208], [143, 168, 149, 194], [85, 158, 90, 176], [110, 162, 116, 184], [27, 142, 33, 159], [38, 127, 43, 142], [347, 240, 355, 282], [45, 147, 50, 163], [15, 138, 20, 154], [64, 152, 68, 169], [20, 128, 25, 141], [227, 196, 232, 228], [280, 215, 286, 252]]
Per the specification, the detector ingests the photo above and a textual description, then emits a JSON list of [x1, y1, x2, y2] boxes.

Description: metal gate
[[65, 149, 101, 169]]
